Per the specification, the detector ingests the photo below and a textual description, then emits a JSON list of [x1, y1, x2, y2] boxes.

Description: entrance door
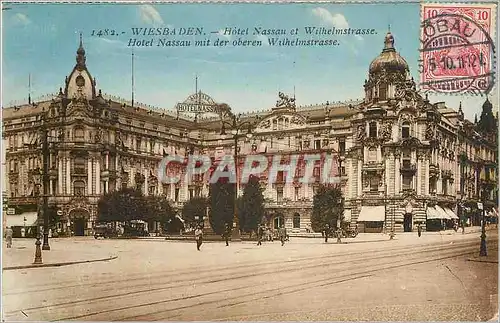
[[403, 213, 413, 232], [273, 215, 284, 229], [74, 218, 85, 236]]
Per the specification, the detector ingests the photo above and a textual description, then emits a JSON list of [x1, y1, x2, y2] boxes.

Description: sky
[[2, 2, 498, 122]]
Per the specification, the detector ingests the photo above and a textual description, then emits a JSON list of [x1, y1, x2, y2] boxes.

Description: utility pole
[[41, 116, 50, 250]]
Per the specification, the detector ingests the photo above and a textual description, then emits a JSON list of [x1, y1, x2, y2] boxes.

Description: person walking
[[224, 223, 230, 247], [5, 226, 13, 248], [324, 223, 330, 243], [195, 226, 203, 251], [280, 226, 286, 246], [257, 224, 263, 246], [417, 223, 422, 237]]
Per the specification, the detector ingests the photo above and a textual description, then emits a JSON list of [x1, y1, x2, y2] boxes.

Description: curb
[[467, 257, 498, 264], [3, 255, 118, 271]]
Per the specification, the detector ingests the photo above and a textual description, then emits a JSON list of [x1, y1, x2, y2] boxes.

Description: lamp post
[[220, 113, 253, 240], [479, 167, 493, 257]]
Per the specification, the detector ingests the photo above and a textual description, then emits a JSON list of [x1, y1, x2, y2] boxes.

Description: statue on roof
[[275, 92, 296, 109]]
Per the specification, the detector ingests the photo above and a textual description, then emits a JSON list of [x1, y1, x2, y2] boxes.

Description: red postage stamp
[[420, 3, 496, 94]]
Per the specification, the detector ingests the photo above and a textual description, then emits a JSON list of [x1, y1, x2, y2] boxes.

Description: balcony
[[72, 168, 87, 177], [363, 162, 384, 172]]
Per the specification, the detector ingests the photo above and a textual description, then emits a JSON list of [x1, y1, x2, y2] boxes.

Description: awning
[[435, 205, 451, 219], [6, 212, 38, 227], [343, 209, 352, 222], [357, 206, 385, 222], [443, 207, 459, 220], [426, 206, 441, 220]]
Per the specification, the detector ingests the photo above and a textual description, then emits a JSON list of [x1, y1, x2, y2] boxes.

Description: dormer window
[[369, 122, 377, 138], [402, 122, 410, 139]]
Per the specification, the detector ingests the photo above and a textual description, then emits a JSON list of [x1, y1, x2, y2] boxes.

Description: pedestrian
[[324, 223, 330, 243], [5, 226, 13, 248], [417, 223, 422, 237], [280, 226, 286, 246], [257, 225, 263, 246], [195, 225, 203, 251], [224, 223, 230, 247]]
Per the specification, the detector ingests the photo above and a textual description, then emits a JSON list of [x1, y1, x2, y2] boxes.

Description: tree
[[311, 185, 344, 232], [97, 188, 147, 223], [238, 175, 265, 233], [182, 197, 208, 227], [209, 179, 235, 235], [145, 195, 175, 232]]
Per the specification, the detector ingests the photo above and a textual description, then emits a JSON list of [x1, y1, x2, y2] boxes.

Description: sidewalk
[[2, 237, 117, 270]]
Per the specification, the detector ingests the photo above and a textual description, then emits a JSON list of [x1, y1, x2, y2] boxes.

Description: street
[[2, 231, 498, 321]]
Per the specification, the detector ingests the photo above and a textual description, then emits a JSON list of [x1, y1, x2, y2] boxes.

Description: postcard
[[1, 1, 498, 322]]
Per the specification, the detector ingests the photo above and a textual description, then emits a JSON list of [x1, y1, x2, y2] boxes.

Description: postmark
[[420, 3, 497, 95]]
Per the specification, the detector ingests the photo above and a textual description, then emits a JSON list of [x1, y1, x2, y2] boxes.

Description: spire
[[28, 74, 31, 105], [76, 32, 86, 70], [383, 30, 395, 52]]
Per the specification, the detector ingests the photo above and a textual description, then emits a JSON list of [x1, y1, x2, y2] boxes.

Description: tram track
[[3, 239, 483, 314], [4, 238, 495, 321], [3, 237, 481, 297]]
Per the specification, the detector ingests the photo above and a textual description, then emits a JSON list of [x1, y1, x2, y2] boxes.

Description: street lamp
[[479, 166, 493, 257], [220, 113, 253, 240]]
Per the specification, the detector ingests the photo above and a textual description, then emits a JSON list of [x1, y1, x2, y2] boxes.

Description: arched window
[[369, 122, 377, 138], [74, 157, 86, 175], [402, 122, 411, 139], [293, 213, 301, 228], [74, 126, 85, 142], [73, 180, 85, 196]]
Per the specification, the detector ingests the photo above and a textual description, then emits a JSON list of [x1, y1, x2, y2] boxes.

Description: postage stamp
[[420, 3, 497, 95]]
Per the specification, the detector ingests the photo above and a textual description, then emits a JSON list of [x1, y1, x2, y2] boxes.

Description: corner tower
[[364, 31, 410, 103], [64, 33, 96, 100]]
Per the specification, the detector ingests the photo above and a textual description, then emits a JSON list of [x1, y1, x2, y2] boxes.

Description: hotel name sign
[[175, 92, 231, 117]]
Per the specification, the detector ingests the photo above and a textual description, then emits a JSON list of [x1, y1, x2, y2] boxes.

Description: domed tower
[[364, 31, 410, 103], [64, 33, 96, 101]]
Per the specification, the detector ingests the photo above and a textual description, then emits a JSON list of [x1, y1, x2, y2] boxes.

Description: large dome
[[369, 32, 409, 74]]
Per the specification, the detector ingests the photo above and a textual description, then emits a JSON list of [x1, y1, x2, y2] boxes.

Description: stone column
[[96, 160, 101, 195], [49, 180, 54, 195], [58, 158, 63, 194], [395, 158, 400, 193], [106, 153, 109, 170], [357, 160, 362, 196], [144, 169, 149, 196], [66, 158, 71, 195], [425, 159, 430, 196], [88, 158, 92, 195]]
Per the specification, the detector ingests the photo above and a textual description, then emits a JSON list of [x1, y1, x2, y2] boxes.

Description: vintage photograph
[[1, 1, 498, 321]]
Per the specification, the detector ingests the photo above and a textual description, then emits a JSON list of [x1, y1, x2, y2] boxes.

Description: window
[[370, 176, 379, 192], [298, 141, 303, 151], [368, 148, 377, 162], [402, 176, 412, 190], [314, 140, 321, 150], [379, 82, 388, 100], [313, 186, 319, 196], [430, 178, 437, 194], [339, 140, 346, 156], [175, 188, 180, 202], [277, 187, 283, 203], [149, 186, 156, 196], [74, 157, 86, 174], [277, 171, 285, 183], [74, 127, 85, 141], [136, 138, 142, 151], [189, 189, 194, 199], [402, 122, 410, 139], [369, 122, 377, 138], [340, 166, 346, 176], [442, 179, 448, 195], [74, 181, 85, 196], [195, 188, 201, 197], [293, 213, 300, 228], [294, 187, 300, 201]]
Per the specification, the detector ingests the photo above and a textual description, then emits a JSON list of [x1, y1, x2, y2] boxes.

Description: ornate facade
[[2, 32, 497, 236]]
